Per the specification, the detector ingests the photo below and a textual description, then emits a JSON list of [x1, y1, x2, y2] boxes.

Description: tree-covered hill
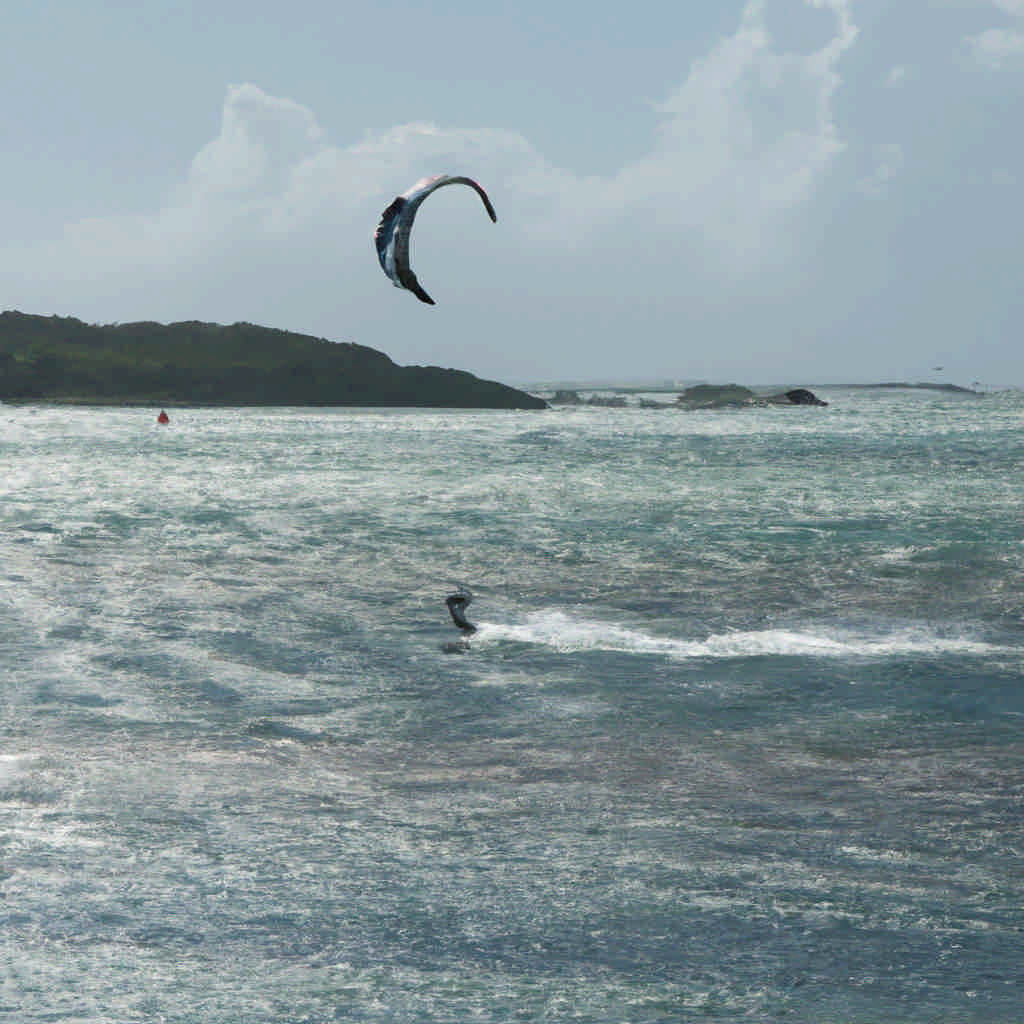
[[0, 311, 547, 409]]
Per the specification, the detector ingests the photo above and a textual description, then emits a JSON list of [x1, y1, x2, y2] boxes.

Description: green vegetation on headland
[[0, 311, 547, 409]]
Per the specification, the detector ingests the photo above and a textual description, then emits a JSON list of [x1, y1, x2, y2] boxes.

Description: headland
[[0, 311, 547, 410]]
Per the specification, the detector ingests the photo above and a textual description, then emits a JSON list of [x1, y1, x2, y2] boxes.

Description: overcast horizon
[[3, 0, 1022, 388]]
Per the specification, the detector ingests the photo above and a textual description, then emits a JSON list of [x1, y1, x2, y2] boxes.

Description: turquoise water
[[1, 389, 1022, 1022]]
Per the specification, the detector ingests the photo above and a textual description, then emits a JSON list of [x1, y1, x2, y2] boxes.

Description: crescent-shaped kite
[[374, 174, 497, 305]]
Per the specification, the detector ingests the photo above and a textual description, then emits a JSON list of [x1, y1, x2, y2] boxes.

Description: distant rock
[[549, 389, 629, 408], [765, 388, 828, 406], [676, 384, 757, 409], [675, 383, 828, 409], [550, 389, 583, 404], [586, 395, 629, 408]]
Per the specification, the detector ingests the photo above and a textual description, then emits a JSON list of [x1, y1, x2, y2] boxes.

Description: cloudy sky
[[2, 0, 1021, 385]]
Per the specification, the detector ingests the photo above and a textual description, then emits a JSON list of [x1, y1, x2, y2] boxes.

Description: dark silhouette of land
[[0, 311, 547, 409]]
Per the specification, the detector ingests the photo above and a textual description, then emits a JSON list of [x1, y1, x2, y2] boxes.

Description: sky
[[2, 0, 1022, 386]]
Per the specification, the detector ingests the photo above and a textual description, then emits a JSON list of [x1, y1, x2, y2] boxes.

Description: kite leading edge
[[374, 175, 497, 305]]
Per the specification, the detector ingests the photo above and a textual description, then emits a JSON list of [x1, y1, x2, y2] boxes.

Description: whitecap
[[473, 611, 1014, 661]]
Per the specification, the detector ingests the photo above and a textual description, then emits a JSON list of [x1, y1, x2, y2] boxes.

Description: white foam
[[473, 611, 1013, 661], [0, 753, 35, 788]]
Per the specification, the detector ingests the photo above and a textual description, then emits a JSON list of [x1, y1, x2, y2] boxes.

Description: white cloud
[[885, 65, 909, 86], [964, 0, 1024, 67], [857, 144, 905, 197], [188, 84, 323, 198], [530, 0, 859, 263], [0, 1, 860, 326], [967, 26, 1024, 66]]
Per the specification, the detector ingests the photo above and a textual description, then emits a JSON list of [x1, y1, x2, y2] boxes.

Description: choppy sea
[[1, 387, 1022, 1023]]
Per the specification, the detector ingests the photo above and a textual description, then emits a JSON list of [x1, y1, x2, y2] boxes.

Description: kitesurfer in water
[[446, 590, 477, 633]]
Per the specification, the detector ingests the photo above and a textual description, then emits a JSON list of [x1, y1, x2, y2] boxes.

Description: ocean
[[1, 387, 1021, 1023]]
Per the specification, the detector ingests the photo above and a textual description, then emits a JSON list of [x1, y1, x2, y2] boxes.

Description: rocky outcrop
[[675, 384, 758, 409], [550, 389, 583, 404], [549, 389, 629, 408], [676, 384, 828, 409], [586, 395, 629, 407], [765, 388, 829, 406]]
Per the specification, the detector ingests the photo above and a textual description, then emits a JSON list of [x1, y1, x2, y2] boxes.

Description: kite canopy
[[374, 175, 497, 305]]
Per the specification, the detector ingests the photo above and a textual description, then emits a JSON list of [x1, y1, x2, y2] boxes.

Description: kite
[[374, 175, 497, 305]]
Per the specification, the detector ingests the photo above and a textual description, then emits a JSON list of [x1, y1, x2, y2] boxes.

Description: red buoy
[[157, 410, 170, 424]]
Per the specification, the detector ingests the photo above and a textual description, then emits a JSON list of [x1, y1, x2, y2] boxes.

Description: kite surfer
[[445, 590, 477, 634]]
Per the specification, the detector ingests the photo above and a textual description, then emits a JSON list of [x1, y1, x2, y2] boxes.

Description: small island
[[674, 384, 828, 408], [547, 384, 829, 409], [0, 311, 547, 410]]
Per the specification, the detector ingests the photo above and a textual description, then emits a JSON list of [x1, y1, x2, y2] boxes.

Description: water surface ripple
[[1, 390, 1022, 1022]]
